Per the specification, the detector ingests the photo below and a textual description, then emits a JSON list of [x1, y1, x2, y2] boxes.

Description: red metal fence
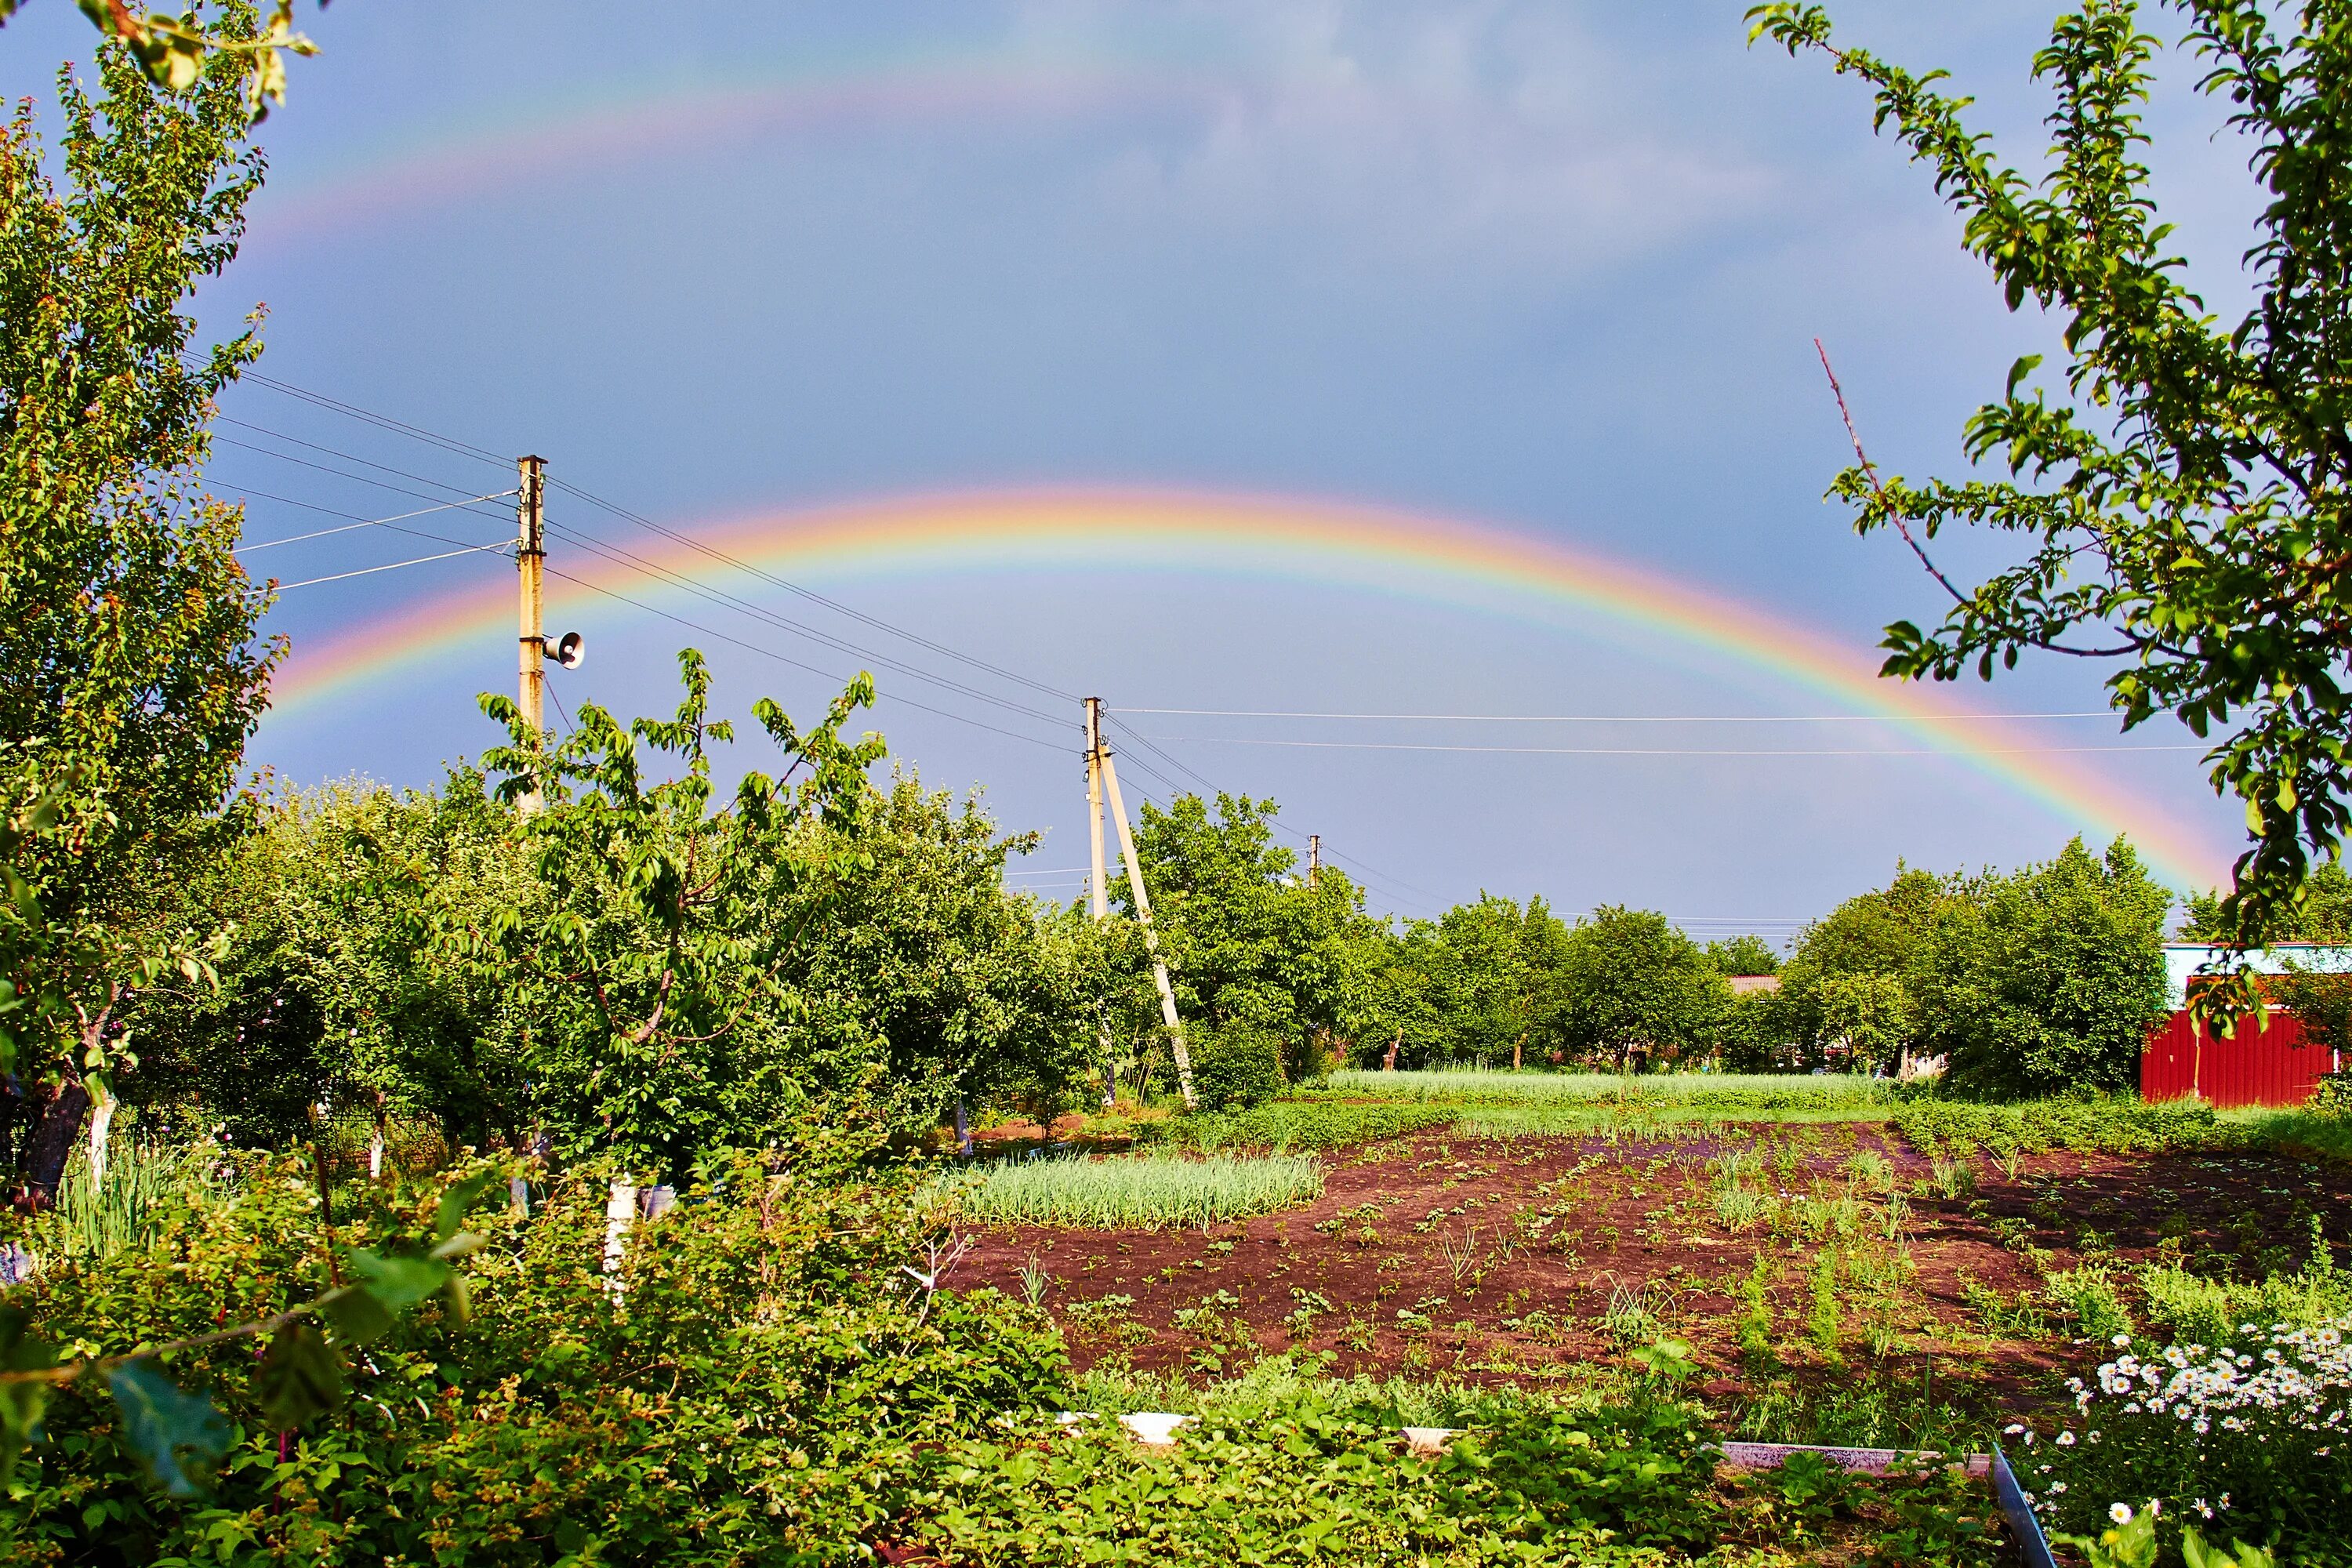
[[2142, 1010, 2339, 1107]]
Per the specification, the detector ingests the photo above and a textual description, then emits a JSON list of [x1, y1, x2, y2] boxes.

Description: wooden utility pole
[[1084, 699, 1196, 1111], [1308, 833, 1320, 888], [516, 455, 547, 813], [1085, 699, 1109, 920]]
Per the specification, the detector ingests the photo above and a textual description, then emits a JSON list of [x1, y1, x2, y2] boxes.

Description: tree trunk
[[24, 1081, 92, 1204], [87, 1083, 118, 1187]]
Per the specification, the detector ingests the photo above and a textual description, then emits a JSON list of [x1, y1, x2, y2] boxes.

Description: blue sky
[[5, 2, 2266, 935]]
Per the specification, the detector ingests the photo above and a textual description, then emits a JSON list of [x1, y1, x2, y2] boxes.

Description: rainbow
[[262, 487, 2230, 889], [256, 55, 1213, 241]]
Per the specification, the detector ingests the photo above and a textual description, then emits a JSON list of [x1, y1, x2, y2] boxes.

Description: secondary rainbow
[[262, 486, 2230, 890]]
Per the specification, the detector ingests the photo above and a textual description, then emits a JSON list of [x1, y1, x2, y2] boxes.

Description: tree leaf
[[254, 1322, 344, 1432], [316, 1283, 395, 1346], [434, 1169, 502, 1243], [107, 1359, 230, 1498], [345, 1248, 450, 1310], [0, 1305, 58, 1486]]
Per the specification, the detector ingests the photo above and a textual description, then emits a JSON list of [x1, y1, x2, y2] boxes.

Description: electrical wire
[[1132, 734, 2204, 757], [274, 541, 514, 590], [212, 434, 514, 522], [539, 517, 1070, 730], [217, 417, 514, 499], [538, 564, 1070, 753], [549, 475, 1080, 706], [238, 491, 517, 552], [221, 366, 514, 469], [1120, 706, 2124, 723]]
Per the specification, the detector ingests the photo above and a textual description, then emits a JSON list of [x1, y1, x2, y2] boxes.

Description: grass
[[35, 1137, 231, 1266], [956, 1149, 1324, 1230], [1322, 1069, 1900, 1109], [1153, 1100, 1458, 1152]]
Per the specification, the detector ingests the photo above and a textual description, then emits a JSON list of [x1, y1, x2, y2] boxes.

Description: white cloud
[[1007, 0, 1778, 281]]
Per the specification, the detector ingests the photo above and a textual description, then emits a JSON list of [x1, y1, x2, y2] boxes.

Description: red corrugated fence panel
[[2141, 1009, 2332, 1108]]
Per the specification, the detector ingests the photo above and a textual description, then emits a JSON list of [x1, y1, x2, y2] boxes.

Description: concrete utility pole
[[516, 455, 547, 813], [1308, 833, 1320, 888], [1084, 698, 1196, 1111]]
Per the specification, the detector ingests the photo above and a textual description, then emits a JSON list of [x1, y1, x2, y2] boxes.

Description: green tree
[[777, 771, 1101, 1135], [1816, 971, 1918, 1074], [2181, 858, 2352, 942], [1776, 866, 1958, 1068], [471, 652, 882, 1175], [1705, 935, 1783, 978], [0, 39, 277, 1196], [127, 772, 539, 1153], [1926, 837, 2173, 1098], [1116, 792, 1375, 1078], [1552, 907, 1731, 1071], [20, 1, 319, 121], [1751, 2, 2352, 963]]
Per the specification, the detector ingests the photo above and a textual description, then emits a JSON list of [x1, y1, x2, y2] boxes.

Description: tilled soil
[[956, 1122, 2352, 1411]]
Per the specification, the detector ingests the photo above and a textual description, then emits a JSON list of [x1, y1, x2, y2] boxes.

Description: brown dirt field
[[955, 1123, 2352, 1414]]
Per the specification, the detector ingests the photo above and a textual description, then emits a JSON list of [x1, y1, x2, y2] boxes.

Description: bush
[[0, 1123, 1063, 1564], [1189, 1022, 1285, 1112]]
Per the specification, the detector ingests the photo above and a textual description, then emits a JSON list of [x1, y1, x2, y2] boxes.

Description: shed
[[2143, 942, 2349, 1107]]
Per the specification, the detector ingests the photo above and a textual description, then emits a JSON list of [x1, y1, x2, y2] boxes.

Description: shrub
[[0, 1124, 1063, 1564], [1189, 1022, 1286, 1112]]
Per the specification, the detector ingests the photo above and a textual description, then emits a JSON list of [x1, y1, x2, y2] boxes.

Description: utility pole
[[1085, 698, 1109, 920], [1308, 833, 1320, 888], [1085, 698, 1196, 1111], [1085, 699, 1114, 1107], [516, 455, 547, 814]]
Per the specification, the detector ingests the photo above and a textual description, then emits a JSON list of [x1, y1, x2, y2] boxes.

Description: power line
[[212, 434, 513, 521], [216, 417, 513, 499], [1120, 706, 2125, 723], [275, 541, 513, 591], [539, 564, 1071, 753], [1133, 734, 2205, 758], [221, 367, 514, 469], [548, 476, 1080, 705], [538, 517, 1069, 730], [238, 490, 517, 552]]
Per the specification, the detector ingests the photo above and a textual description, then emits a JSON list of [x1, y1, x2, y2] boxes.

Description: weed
[[1808, 1249, 1845, 1367], [1737, 1252, 1776, 1368], [1018, 1252, 1051, 1308]]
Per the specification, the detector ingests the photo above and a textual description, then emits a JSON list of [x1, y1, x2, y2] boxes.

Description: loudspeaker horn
[[548, 631, 586, 670]]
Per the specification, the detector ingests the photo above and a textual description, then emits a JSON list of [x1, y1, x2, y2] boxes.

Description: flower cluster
[[2067, 1322, 2350, 1440], [2005, 1317, 2351, 1549]]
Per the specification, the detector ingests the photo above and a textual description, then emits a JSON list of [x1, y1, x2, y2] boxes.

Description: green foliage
[[471, 650, 884, 1173], [1553, 906, 1732, 1069], [1778, 840, 2169, 1094], [0, 1121, 1065, 1561], [1188, 1018, 1285, 1112], [1157, 1098, 1457, 1152], [0, 30, 277, 1155], [778, 771, 1105, 1134], [1748, 2, 2352, 964], [899, 1397, 1724, 1563], [1891, 1097, 2225, 1157], [37, 2, 319, 122], [1706, 934, 1784, 977], [954, 1149, 1323, 1229], [1324, 1067, 1896, 1108], [2136, 1228, 2352, 1348]]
